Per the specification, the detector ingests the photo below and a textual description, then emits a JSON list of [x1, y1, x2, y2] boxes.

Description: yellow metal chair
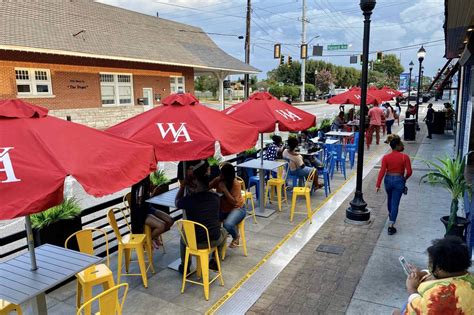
[[264, 161, 289, 212], [290, 169, 317, 223], [107, 209, 154, 288], [0, 300, 22, 315], [65, 228, 114, 315], [221, 219, 247, 260], [123, 192, 165, 254], [236, 176, 257, 224], [76, 283, 128, 315], [178, 220, 224, 301]]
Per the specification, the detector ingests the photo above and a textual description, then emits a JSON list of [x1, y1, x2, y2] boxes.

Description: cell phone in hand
[[399, 256, 412, 276]]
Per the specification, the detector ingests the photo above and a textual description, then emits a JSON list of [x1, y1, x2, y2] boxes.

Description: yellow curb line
[[206, 172, 358, 315]]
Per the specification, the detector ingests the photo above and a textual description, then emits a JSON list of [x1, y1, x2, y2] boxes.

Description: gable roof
[[0, 0, 259, 74]]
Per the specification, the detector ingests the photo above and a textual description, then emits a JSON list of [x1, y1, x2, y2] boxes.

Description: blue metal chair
[[318, 151, 332, 197], [243, 164, 260, 199], [330, 143, 347, 180], [345, 132, 359, 169]]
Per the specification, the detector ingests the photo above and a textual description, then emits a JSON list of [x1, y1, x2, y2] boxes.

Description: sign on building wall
[[463, 100, 472, 156]]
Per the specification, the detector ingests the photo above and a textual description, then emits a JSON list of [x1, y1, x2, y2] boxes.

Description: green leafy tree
[[269, 85, 284, 98], [373, 54, 404, 81], [315, 70, 334, 93], [305, 83, 316, 94], [194, 75, 218, 96], [267, 62, 301, 85], [283, 85, 300, 99]]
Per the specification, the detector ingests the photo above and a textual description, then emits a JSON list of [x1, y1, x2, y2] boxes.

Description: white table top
[[310, 137, 340, 145], [325, 131, 354, 137], [146, 188, 179, 207], [236, 159, 287, 171]]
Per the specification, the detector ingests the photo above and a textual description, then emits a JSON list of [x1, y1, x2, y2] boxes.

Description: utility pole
[[244, 0, 251, 99], [300, 0, 307, 103]]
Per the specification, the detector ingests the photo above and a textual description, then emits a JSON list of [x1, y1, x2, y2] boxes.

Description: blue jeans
[[386, 119, 395, 134], [221, 208, 246, 239], [384, 175, 405, 224], [289, 166, 314, 186]]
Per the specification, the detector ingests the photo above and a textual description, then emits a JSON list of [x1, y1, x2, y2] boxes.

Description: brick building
[[0, 1, 257, 127]]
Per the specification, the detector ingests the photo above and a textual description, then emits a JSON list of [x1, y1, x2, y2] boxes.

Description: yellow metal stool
[[76, 283, 128, 315], [107, 209, 154, 288], [290, 169, 317, 223], [0, 300, 22, 315], [236, 176, 257, 224], [178, 220, 224, 301], [65, 228, 114, 315], [221, 218, 248, 260], [264, 161, 289, 212]]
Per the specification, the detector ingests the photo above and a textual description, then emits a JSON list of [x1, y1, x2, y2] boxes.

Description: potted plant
[[307, 126, 318, 138], [31, 197, 82, 249], [319, 118, 332, 133], [149, 169, 170, 197], [421, 154, 472, 240]]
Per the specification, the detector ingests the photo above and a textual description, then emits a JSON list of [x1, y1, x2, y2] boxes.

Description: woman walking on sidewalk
[[376, 137, 412, 235]]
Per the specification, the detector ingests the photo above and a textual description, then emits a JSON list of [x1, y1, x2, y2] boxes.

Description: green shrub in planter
[[150, 169, 170, 197], [31, 197, 82, 249]]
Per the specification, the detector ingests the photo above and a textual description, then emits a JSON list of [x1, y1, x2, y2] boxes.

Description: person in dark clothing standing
[[424, 103, 435, 139], [175, 160, 228, 273]]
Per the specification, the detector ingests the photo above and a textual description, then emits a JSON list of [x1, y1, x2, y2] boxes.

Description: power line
[[151, 0, 246, 19]]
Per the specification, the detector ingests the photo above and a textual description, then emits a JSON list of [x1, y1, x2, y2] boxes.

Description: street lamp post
[[415, 45, 426, 131], [407, 61, 414, 107], [346, 0, 376, 223]]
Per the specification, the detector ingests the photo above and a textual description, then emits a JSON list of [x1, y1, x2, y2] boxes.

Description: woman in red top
[[376, 137, 412, 235]]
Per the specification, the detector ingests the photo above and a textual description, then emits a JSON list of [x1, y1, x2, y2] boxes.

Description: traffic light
[[280, 55, 285, 66], [274, 43, 281, 59], [376, 51, 383, 62], [359, 54, 363, 65], [288, 56, 292, 66]]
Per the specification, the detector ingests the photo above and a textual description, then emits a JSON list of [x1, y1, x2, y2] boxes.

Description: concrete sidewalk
[[346, 132, 455, 314], [248, 123, 457, 314]]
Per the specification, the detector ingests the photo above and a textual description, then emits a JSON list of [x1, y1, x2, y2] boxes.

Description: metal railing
[[0, 150, 261, 261]]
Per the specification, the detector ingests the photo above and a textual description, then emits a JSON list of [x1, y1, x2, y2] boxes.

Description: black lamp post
[[346, 0, 376, 223], [407, 61, 414, 107], [415, 45, 426, 131]]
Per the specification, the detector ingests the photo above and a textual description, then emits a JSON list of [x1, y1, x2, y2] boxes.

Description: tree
[[194, 75, 218, 96], [269, 85, 284, 99], [305, 83, 316, 94], [368, 70, 395, 89], [315, 70, 334, 93], [267, 62, 301, 85], [373, 54, 404, 81]]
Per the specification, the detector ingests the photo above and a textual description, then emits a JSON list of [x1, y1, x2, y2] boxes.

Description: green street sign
[[327, 44, 348, 50]]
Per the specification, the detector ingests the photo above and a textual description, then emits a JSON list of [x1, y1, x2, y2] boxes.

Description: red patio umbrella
[[0, 99, 156, 267], [223, 91, 316, 133], [106, 93, 259, 161], [381, 86, 403, 98], [327, 87, 381, 106]]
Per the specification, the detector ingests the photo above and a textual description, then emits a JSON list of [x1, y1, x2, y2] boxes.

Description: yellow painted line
[[206, 174, 356, 314], [206, 146, 386, 314]]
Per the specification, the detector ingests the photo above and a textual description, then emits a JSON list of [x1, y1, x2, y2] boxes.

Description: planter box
[[441, 216, 471, 242], [33, 216, 82, 250]]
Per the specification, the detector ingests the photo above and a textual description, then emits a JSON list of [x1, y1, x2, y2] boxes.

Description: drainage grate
[[316, 244, 345, 255]]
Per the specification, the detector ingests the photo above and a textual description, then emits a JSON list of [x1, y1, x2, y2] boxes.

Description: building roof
[[0, 0, 259, 74], [444, 0, 474, 59]]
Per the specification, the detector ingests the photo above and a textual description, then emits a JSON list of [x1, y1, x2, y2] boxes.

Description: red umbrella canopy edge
[[223, 92, 316, 133], [0, 99, 157, 219], [106, 93, 259, 161], [327, 88, 381, 105]]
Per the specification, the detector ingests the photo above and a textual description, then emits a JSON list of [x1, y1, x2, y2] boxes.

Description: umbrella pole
[[260, 133, 264, 164], [25, 215, 38, 270]]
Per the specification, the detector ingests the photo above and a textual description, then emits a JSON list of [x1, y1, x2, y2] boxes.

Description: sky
[[97, 0, 446, 80]]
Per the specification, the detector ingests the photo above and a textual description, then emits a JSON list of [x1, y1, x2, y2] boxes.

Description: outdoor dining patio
[[1, 92, 366, 314]]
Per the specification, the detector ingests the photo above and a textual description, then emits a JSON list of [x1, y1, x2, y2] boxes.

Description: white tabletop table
[[236, 159, 287, 217], [310, 137, 340, 145], [0, 244, 101, 315], [325, 131, 354, 138]]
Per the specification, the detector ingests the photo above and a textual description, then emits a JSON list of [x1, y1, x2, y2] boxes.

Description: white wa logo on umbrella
[[354, 94, 361, 100], [275, 109, 302, 121], [156, 123, 193, 143], [0, 147, 21, 183]]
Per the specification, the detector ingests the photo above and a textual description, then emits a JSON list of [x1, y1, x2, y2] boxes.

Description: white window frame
[[170, 76, 185, 94], [99, 72, 134, 106], [15, 68, 53, 97]]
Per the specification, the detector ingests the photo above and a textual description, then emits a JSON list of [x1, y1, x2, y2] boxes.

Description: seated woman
[[210, 163, 246, 248], [264, 135, 284, 161], [393, 236, 474, 315], [331, 111, 345, 131], [130, 176, 174, 249], [283, 137, 321, 188]]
